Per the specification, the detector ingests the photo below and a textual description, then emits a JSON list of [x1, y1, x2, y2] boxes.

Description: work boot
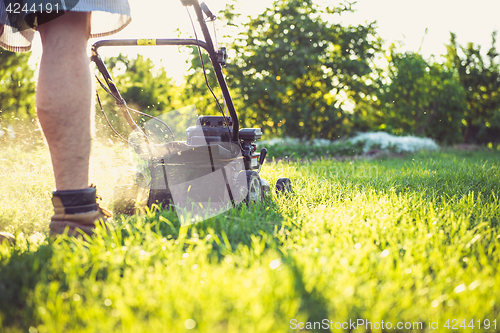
[[49, 186, 112, 237]]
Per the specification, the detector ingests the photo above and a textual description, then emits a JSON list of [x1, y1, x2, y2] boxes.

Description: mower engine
[[186, 116, 266, 172], [143, 114, 272, 224]]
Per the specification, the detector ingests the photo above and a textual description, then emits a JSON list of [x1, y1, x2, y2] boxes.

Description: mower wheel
[[147, 189, 173, 210], [113, 183, 148, 215], [275, 177, 292, 194], [260, 178, 271, 197], [245, 171, 264, 203]]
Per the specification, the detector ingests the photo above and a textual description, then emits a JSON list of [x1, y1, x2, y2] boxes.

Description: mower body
[[91, 0, 288, 224]]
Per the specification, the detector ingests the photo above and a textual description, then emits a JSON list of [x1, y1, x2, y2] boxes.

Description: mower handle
[[180, 0, 197, 6], [91, 0, 240, 143], [179, 0, 240, 142]]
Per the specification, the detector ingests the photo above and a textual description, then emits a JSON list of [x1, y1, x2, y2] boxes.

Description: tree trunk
[[463, 123, 471, 143]]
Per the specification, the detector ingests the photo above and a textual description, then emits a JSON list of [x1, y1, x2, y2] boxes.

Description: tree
[[369, 50, 465, 143], [96, 54, 184, 140], [183, 48, 226, 117], [0, 49, 36, 122], [101, 54, 181, 114], [220, 0, 380, 139], [446, 32, 500, 143]]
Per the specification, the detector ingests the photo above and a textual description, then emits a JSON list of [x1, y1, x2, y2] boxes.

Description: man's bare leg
[[37, 12, 111, 237], [36, 12, 92, 191]]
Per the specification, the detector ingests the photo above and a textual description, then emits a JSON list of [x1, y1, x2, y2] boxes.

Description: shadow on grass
[[282, 254, 331, 333], [0, 244, 54, 329], [116, 195, 288, 255]]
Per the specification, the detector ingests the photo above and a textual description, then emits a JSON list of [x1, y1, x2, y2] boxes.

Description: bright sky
[[28, 0, 500, 76], [347, 0, 500, 59]]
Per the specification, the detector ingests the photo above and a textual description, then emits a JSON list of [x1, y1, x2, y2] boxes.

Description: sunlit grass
[[0, 141, 53, 235], [0, 140, 499, 332], [0, 136, 137, 236]]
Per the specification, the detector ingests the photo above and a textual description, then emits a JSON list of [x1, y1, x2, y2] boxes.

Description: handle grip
[[200, 2, 216, 21], [180, 0, 198, 6]]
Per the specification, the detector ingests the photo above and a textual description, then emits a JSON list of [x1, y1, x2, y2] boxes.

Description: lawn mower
[[91, 0, 291, 224]]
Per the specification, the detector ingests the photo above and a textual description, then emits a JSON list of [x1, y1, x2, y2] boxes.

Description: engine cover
[[186, 116, 232, 145]]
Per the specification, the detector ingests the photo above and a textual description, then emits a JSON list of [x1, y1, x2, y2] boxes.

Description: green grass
[[1, 142, 499, 332]]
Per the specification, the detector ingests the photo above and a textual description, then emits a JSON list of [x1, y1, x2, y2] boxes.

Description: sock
[[52, 187, 98, 214]]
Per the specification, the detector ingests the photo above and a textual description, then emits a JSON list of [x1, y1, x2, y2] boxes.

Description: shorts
[[0, 0, 131, 52]]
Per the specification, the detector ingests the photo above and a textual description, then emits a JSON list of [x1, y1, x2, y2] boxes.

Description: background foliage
[[366, 51, 466, 144], [1, 0, 500, 146], [0, 49, 35, 122], [446, 32, 500, 144], [222, 0, 380, 139]]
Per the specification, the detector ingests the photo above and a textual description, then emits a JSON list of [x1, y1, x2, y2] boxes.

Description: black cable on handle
[[95, 74, 176, 145], [91, 53, 143, 134], [185, 0, 241, 143], [186, 7, 232, 139]]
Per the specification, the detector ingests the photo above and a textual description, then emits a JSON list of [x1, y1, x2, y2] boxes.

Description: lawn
[[0, 140, 499, 332]]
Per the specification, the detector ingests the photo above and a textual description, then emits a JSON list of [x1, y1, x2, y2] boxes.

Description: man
[[0, 0, 131, 241]]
